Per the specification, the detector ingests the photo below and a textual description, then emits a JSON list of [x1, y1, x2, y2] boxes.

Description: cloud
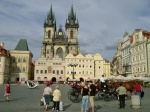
[[1, 0, 150, 61]]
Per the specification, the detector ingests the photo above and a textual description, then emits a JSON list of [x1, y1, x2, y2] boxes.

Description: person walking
[[4, 81, 11, 102], [116, 82, 127, 109], [81, 81, 89, 112], [89, 81, 97, 112], [43, 82, 53, 111], [52, 85, 62, 111], [134, 81, 142, 105]]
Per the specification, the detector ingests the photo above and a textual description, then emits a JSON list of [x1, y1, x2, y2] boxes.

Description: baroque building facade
[[65, 53, 110, 80], [121, 32, 132, 76], [130, 29, 149, 77], [111, 42, 122, 76], [112, 29, 150, 77]]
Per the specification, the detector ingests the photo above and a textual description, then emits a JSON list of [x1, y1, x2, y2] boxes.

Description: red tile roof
[[0, 45, 8, 56], [142, 31, 150, 39], [129, 35, 133, 43]]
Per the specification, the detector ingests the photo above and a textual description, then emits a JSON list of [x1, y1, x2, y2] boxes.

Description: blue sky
[[0, 0, 150, 61]]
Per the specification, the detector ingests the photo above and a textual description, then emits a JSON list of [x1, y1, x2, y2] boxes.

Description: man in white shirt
[[100, 75, 105, 88]]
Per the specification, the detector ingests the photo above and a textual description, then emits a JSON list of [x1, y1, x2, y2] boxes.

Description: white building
[[130, 29, 149, 77], [121, 32, 132, 76], [34, 55, 65, 82]]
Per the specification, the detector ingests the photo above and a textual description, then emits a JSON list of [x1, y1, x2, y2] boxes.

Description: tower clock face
[[59, 32, 62, 35]]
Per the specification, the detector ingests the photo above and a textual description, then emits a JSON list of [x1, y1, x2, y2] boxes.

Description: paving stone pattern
[[0, 84, 149, 112]]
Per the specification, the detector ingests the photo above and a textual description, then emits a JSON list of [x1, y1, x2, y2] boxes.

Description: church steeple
[[65, 5, 79, 28], [44, 4, 56, 29]]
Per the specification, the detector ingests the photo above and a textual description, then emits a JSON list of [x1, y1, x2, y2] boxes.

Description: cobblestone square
[[0, 84, 150, 112]]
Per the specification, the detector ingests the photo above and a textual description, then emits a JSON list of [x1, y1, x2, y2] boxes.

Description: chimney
[[0, 43, 4, 47]]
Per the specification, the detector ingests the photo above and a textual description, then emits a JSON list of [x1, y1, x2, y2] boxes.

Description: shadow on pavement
[[63, 104, 72, 111], [0, 98, 26, 103], [88, 105, 102, 112]]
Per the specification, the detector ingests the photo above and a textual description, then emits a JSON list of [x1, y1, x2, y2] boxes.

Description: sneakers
[[57, 110, 59, 111]]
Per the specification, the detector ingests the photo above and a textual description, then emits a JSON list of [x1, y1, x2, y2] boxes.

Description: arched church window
[[48, 30, 51, 38], [70, 30, 73, 38], [56, 47, 63, 59]]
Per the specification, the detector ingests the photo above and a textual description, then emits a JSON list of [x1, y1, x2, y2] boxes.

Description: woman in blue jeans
[[81, 82, 89, 112]]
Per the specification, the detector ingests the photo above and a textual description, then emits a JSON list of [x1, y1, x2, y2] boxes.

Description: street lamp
[[68, 63, 78, 79]]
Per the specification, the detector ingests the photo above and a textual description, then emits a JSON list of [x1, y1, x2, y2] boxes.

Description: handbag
[[40, 97, 46, 106], [59, 101, 63, 111]]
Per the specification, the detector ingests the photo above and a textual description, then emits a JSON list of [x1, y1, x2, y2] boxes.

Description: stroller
[[26, 80, 39, 89]]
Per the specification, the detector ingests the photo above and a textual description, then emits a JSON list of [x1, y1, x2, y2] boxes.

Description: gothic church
[[41, 5, 80, 60]]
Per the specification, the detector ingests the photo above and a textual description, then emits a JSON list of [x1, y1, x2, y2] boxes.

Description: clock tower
[[40, 4, 79, 60]]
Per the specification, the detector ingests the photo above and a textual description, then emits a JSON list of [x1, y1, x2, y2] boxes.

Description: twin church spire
[[44, 4, 56, 29], [44, 4, 79, 29]]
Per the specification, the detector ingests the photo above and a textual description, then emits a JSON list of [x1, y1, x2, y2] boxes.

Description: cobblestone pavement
[[0, 84, 149, 112]]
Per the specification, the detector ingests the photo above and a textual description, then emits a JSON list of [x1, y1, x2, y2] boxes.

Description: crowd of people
[[2, 75, 144, 112]]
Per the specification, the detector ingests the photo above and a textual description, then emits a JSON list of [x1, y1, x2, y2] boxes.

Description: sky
[[0, 0, 150, 62]]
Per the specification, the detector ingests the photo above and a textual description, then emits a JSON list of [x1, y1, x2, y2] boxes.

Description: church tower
[[65, 5, 80, 54], [40, 4, 79, 60], [41, 4, 56, 59]]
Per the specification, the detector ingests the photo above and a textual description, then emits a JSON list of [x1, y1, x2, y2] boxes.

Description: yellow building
[[9, 39, 33, 83], [65, 53, 110, 80]]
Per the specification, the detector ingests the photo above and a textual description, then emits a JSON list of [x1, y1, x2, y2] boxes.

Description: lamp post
[[68, 63, 78, 79]]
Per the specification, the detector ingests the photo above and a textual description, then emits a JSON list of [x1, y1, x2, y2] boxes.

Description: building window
[[70, 30, 73, 38], [61, 70, 63, 74], [36, 70, 39, 74], [48, 30, 51, 38], [41, 70, 43, 73], [23, 59, 26, 62], [53, 70, 55, 74], [45, 70, 47, 74], [23, 67, 25, 72], [57, 70, 59, 74]]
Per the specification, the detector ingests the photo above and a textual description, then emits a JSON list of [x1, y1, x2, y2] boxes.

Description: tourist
[[89, 81, 97, 112], [134, 81, 142, 105], [116, 83, 127, 109], [81, 81, 89, 112], [4, 81, 11, 102], [100, 75, 105, 88], [52, 85, 62, 111], [43, 82, 53, 111]]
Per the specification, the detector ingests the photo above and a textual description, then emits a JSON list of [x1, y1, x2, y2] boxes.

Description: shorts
[[89, 96, 94, 107]]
